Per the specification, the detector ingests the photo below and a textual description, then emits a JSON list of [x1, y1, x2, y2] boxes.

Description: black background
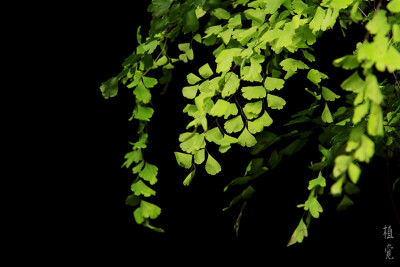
[[29, 2, 400, 265]]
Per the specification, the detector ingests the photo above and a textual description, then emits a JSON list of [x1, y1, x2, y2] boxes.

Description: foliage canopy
[[101, 0, 400, 246]]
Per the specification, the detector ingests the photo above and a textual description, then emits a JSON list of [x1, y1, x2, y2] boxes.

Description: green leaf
[[142, 76, 158, 88], [147, 0, 171, 18], [348, 162, 361, 184], [267, 94, 286, 110], [215, 48, 242, 73], [212, 8, 230, 20], [321, 103, 333, 123], [205, 127, 224, 145], [228, 14, 242, 28], [174, 152, 193, 169], [309, 7, 325, 33], [367, 102, 384, 136], [205, 153, 222, 175], [243, 101, 263, 119], [198, 63, 214, 79], [393, 24, 400, 43], [365, 75, 383, 105], [280, 58, 309, 79], [179, 132, 205, 153], [183, 169, 196, 186], [238, 128, 257, 147], [388, 0, 400, 12], [248, 111, 273, 134], [182, 85, 199, 99], [100, 77, 119, 99], [233, 26, 258, 46], [307, 69, 328, 86], [280, 58, 309, 72], [133, 105, 154, 121], [292, 0, 308, 15], [222, 72, 240, 98], [183, 7, 200, 33], [242, 86, 266, 100], [354, 134, 375, 163], [218, 28, 234, 45], [134, 207, 145, 224], [341, 71, 364, 93], [122, 150, 143, 168], [304, 197, 323, 218], [139, 162, 158, 185], [321, 87, 340, 101], [333, 155, 352, 177], [224, 115, 244, 133], [209, 99, 231, 117], [131, 180, 156, 197], [134, 82, 152, 104], [194, 149, 205, 164], [187, 73, 202, 85], [333, 55, 359, 70], [308, 172, 326, 190], [366, 10, 390, 35], [352, 100, 369, 124], [264, 77, 285, 91], [244, 8, 266, 26], [224, 103, 239, 119], [287, 219, 308, 246], [265, 0, 285, 14], [140, 200, 161, 219]]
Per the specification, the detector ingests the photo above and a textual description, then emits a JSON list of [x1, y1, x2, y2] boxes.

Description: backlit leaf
[[187, 73, 202, 85], [321, 87, 340, 101], [225, 115, 244, 133], [133, 105, 154, 121], [287, 219, 308, 246], [139, 162, 158, 185], [367, 102, 384, 136], [182, 85, 199, 99], [366, 10, 390, 35], [388, 0, 400, 12], [222, 72, 240, 98], [348, 162, 361, 184], [134, 82, 152, 104], [174, 152, 193, 169], [140, 200, 161, 219], [307, 69, 328, 86], [333, 155, 352, 177], [131, 180, 156, 197], [248, 111, 273, 134], [238, 128, 257, 147], [264, 77, 285, 91], [212, 8, 230, 20], [321, 103, 333, 123], [267, 94, 286, 110], [209, 99, 231, 117], [242, 86, 266, 100], [354, 135, 374, 163], [215, 48, 242, 73], [183, 169, 196, 186], [198, 63, 214, 79], [205, 153, 222, 175]]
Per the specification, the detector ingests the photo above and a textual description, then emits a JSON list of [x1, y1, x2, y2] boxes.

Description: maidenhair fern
[[100, 0, 400, 245]]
